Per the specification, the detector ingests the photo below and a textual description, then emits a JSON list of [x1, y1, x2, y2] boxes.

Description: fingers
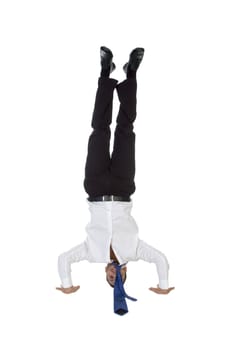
[[149, 288, 167, 294], [149, 286, 175, 294], [56, 286, 80, 294], [149, 287, 162, 294]]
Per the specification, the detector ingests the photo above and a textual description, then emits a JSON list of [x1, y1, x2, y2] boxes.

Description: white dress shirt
[[58, 199, 170, 289]]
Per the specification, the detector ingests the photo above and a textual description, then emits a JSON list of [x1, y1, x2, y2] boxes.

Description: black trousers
[[83, 77, 137, 197]]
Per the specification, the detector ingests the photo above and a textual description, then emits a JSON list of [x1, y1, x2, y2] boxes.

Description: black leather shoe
[[100, 46, 116, 73], [123, 48, 145, 74]]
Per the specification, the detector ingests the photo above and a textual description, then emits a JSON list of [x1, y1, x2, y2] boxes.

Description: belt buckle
[[103, 195, 112, 201]]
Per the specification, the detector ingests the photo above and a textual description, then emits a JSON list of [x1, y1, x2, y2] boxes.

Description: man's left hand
[[149, 285, 175, 294]]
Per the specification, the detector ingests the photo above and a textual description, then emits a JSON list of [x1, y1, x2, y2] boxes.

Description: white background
[[0, 0, 233, 349]]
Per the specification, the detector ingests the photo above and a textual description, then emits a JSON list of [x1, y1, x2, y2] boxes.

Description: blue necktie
[[112, 262, 137, 316]]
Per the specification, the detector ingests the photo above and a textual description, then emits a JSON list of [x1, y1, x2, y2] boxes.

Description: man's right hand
[[56, 285, 80, 294]]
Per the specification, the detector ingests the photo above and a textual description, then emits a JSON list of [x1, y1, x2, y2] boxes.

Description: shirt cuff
[[61, 278, 73, 288], [159, 279, 169, 289]]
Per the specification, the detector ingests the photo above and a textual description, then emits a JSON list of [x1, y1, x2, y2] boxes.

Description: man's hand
[[149, 285, 175, 294], [56, 285, 80, 294]]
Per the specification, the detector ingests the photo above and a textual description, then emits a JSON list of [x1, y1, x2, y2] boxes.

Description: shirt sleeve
[[136, 239, 170, 289], [57, 241, 88, 288]]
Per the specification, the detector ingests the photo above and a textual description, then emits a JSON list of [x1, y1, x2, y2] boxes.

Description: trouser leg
[[84, 77, 118, 196], [110, 78, 137, 196]]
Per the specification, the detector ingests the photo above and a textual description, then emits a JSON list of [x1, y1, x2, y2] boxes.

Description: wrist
[[159, 280, 169, 289]]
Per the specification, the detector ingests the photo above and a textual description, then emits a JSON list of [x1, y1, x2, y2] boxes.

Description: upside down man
[[56, 46, 175, 315]]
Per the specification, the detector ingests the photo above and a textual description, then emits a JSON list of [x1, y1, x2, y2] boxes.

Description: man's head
[[105, 263, 127, 287]]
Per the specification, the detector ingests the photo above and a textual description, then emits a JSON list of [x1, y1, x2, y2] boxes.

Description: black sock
[[127, 67, 136, 79], [101, 66, 111, 78]]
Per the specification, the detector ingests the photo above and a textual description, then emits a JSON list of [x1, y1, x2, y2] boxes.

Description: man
[[56, 46, 174, 303]]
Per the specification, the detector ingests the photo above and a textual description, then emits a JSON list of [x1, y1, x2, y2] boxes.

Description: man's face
[[105, 264, 127, 287]]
